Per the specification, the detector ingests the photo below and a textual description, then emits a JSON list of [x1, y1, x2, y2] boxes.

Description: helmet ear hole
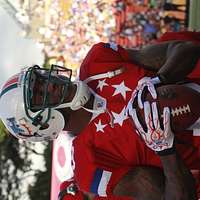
[[39, 109, 65, 138]]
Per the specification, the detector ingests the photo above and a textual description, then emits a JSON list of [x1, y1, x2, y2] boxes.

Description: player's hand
[[131, 101, 175, 154], [133, 76, 161, 109]]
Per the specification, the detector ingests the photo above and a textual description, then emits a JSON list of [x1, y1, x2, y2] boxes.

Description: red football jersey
[[72, 40, 200, 198]]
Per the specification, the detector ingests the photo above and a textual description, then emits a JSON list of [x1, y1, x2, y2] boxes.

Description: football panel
[[137, 84, 200, 132]]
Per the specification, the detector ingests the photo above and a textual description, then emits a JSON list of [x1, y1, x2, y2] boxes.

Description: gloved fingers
[[151, 102, 161, 130], [137, 84, 146, 109], [131, 88, 139, 108], [144, 101, 154, 132], [137, 82, 157, 109], [137, 77, 151, 109], [131, 108, 145, 135], [163, 107, 172, 137], [137, 77, 151, 85], [147, 82, 157, 99]]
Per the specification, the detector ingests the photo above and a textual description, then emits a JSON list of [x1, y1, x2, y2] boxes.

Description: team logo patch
[[7, 117, 25, 134]]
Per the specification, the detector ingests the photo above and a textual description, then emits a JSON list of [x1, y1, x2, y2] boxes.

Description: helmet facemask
[[23, 65, 72, 127], [26, 65, 72, 109]]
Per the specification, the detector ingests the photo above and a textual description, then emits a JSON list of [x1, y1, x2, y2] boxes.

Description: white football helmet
[[0, 65, 91, 142]]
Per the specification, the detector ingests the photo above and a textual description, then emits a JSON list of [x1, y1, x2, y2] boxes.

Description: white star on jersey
[[112, 81, 131, 99], [111, 107, 128, 126], [95, 120, 107, 133], [97, 79, 108, 91]]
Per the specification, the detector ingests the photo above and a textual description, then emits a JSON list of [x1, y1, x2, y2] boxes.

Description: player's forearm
[[160, 152, 197, 200], [157, 42, 200, 84], [85, 194, 133, 200], [127, 41, 200, 84]]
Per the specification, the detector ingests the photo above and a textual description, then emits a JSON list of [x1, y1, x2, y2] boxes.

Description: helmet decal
[[6, 117, 25, 134], [0, 75, 19, 98], [19, 118, 32, 135]]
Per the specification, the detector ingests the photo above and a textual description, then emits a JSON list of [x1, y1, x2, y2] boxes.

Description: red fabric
[[79, 42, 131, 81], [60, 181, 133, 200], [60, 192, 84, 200], [157, 31, 200, 44], [73, 42, 200, 197], [60, 180, 74, 191], [191, 170, 200, 199], [94, 196, 133, 200]]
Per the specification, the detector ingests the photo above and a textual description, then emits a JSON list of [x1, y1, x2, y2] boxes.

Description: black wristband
[[156, 143, 176, 156]]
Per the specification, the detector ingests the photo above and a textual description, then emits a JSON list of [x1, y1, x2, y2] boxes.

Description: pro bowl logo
[[7, 117, 25, 134], [53, 132, 74, 182]]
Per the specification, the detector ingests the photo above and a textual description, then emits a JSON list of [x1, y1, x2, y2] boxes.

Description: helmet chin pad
[[57, 81, 91, 110], [70, 81, 91, 110]]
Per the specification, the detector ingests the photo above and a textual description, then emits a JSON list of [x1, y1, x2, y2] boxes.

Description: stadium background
[[2, 0, 196, 75]]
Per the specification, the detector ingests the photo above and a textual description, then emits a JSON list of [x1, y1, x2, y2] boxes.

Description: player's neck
[[61, 94, 95, 136], [84, 93, 95, 110]]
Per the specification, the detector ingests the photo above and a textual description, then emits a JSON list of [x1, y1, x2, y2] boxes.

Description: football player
[[0, 31, 200, 200]]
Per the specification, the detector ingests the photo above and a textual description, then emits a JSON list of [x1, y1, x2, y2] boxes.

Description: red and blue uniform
[[69, 32, 200, 199]]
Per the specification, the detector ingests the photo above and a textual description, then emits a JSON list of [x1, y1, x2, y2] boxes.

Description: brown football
[[136, 84, 200, 132]]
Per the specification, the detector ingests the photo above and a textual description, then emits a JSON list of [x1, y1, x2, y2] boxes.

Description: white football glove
[[134, 76, 161, 109], [130, 101, 175, 153]]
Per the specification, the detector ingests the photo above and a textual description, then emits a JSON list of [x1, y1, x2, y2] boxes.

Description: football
[[136, 84, 200, 132]]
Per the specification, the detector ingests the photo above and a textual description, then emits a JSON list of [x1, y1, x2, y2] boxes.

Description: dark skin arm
[[76, 164, 197, 200], [127, 41, 200, 83], [113, 166, 164, 200], [160, 152, 197, 200], [113, 161, 197, 200], [123, 41, 199, 199]]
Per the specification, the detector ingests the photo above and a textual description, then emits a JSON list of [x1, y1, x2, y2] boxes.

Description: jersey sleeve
[[157, 31, 200, 44], [79, 42, 131, 80]]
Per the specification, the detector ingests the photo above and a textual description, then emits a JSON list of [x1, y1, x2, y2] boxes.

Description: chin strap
[[81, 67, 125, 128], [83, 67, 125, 83]]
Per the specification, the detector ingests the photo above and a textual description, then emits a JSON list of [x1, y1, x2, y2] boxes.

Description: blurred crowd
[[33, 0, 188, 74], [114, 0, 187, 47], [39, 0, 116, 73]]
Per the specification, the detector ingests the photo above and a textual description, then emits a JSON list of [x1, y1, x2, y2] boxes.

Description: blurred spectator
[[114, 0, 187, 47], [163, 15, 185, 31], [24, 0, 188, 69], [38, 0, 116, 73], [163, 2, 186, 12]]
